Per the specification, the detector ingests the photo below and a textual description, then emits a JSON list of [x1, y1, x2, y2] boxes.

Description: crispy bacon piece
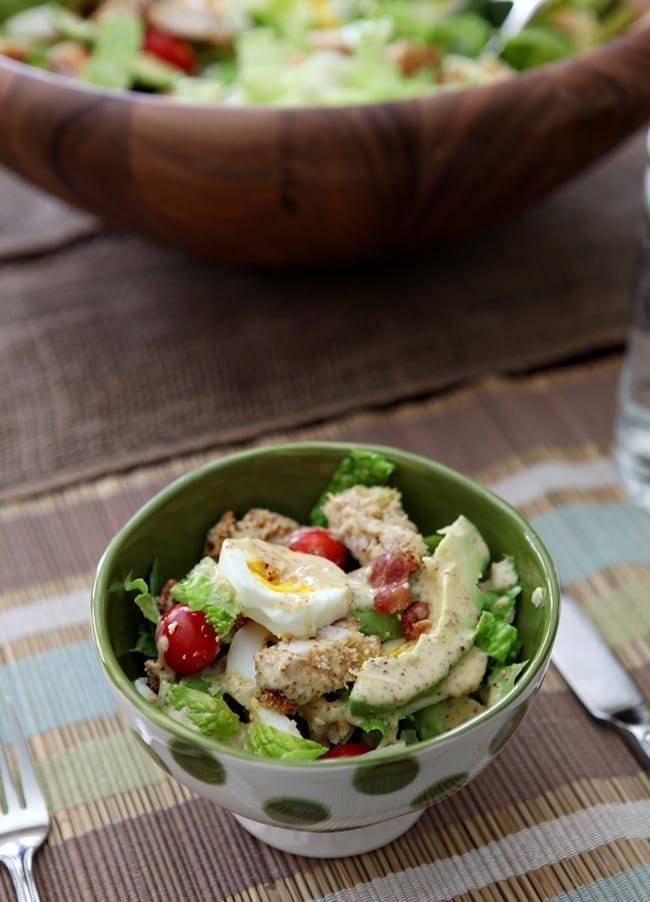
[[370, 553, 418, 613], [400, 602, 431, 641], [256, 689, 299, 716], [374, 584, 412, 613]]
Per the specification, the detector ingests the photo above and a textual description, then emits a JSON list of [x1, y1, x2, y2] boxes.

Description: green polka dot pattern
[[169, 740, 226, 784], [411, 772, 468, 809], [353, 757, 419, 795], [488, 702, 529, 756], [263, 798, 330, 825]]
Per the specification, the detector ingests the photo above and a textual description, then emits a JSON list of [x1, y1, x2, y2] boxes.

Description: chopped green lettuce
[[171, 76, 227, 103], [148, 558, 164, 598], [481, 660, 528, 707], [481, 585, 520, 624], [51, 5, 96, 42], [475, 556, 521, 661], [132, 51, 183, 90], [179, 674, 213, 694], [81, 13, 142, 90], [474, 610, 519, 663], [124, 575, 159, 624], [171, 562, 238, 636], [131, 621, 157, 658], [430, 13, 491, 57], [167, 684, 241, 739], [501, 26, 573, 70], [245, 722, 327, 760], [311, 450, 396, 526]]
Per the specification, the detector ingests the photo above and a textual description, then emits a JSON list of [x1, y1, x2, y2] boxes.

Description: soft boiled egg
[[219, 537, 351, 638]]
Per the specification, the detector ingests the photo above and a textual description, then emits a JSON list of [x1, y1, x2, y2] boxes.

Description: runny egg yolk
[[218, 537, 351, 639], [246, 558, 310, 594]]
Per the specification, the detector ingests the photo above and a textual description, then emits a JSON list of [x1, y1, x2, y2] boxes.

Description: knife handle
[[610, 705, 650, 769]]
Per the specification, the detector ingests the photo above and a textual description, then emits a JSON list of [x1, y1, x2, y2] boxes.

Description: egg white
[[219, 537, 351, 639]]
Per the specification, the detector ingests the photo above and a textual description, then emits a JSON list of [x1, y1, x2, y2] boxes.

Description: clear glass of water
[[613, 130, 650, 511]]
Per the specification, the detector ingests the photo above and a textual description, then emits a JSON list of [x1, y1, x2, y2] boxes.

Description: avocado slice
[[401, 645, 488, 716], [413, 695, 486, 741], [349, 515, 489, 716]]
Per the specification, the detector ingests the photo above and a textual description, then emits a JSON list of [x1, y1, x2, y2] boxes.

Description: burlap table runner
[[0, 355, 647, 901], [1, 131, 647, 501]]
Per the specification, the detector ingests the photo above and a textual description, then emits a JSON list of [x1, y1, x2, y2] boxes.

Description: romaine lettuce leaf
[[124, 575, 159, 624], [171, 564, 238, 636], [245, 722, 327, 760], [481, 661, 528, 707], [179, 675, 212, 694], [501, 26, 573, 70], [474, 610, 519, 664], [131, 621, 157, 658], [81, 12, 142, 90], [481, 585, 520, 624], [168, 684, 240, 739]]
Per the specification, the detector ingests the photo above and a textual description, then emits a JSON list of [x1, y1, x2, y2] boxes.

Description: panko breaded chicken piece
[[204, 508, 299, 559], [322, 485, 427, 567], [254, 619, 381, 706]]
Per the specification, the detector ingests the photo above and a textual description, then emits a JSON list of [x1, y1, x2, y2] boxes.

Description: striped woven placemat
[[0, 355, 647, 901]]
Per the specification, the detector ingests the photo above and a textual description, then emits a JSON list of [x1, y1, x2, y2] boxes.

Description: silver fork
[[0, 700, 49, 902]]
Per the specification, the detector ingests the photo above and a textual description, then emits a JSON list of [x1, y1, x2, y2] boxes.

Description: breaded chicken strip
[[322, 486, 426, 566], [255, 619, 380, 706]]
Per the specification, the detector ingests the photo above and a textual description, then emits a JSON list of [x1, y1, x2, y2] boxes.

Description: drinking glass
[[613, 130, 650, 511]]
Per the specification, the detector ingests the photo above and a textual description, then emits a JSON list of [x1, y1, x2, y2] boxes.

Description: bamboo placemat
[[0, 355, 647, 901], [1, 130, 647, 502]]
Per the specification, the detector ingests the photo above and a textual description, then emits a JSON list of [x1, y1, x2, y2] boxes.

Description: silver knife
[[552, 593, 649, 767]]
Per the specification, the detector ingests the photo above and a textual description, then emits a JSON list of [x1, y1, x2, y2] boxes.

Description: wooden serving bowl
[[1, 26, 649, 267]]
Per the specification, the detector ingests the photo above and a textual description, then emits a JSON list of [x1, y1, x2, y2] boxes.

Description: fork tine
[[6, 699, 47, 814], [0, 722, 20, 813]]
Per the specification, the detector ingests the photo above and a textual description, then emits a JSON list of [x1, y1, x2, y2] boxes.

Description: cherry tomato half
[[322, 742, 372, 759], [286, 526, 347, 569], [144, 28, 196, 73], [155, 604, 219, 675]]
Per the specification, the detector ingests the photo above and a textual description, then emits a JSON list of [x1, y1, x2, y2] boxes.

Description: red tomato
[[144, 28, 196, 73], [155, 604, 219, 675], [286, 526, 347, 568], [322, 743, 372, 759]]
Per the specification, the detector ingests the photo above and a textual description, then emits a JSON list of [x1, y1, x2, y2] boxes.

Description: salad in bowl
[[126, 449, 537, 762], [0, 0, 643, 105], [92, 442, 559, 855]]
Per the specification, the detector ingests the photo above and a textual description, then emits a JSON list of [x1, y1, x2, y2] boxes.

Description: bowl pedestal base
[[233, 809, 423, 858]]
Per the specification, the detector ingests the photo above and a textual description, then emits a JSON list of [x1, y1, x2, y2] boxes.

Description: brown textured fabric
[[0, 131, 646, 500]]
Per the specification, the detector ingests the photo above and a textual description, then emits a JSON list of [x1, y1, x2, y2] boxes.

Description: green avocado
[[349, 515, 489, 716], [414, 695, 486, 740]]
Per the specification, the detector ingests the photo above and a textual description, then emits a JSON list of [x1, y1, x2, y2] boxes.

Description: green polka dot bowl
[[91, 442, 559, 857]]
